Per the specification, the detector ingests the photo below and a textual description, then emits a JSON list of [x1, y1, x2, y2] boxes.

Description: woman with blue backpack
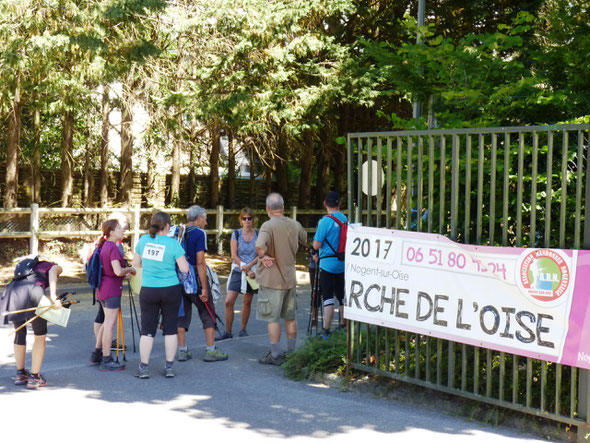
[[133, 211, 190, 379], [218, 207, 259, 340], [96, 219, 136, 371]]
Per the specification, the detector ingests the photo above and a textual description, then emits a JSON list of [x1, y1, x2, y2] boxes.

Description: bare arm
[[111, 260, 136, 277], [48, 264, 63, 303], [176, 255, 189, 273], [196, 250, 208, 301], [132, 253, 142, 268], [230, 238, 240, 266]]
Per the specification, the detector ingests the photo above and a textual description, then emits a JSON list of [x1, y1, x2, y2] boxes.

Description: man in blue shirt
[[313, 191, 347, 337]]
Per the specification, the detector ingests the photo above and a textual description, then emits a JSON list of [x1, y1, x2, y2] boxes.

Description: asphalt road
[[0, 278, 550, 442]]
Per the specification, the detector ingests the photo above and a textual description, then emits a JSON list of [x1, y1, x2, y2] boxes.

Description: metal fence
[[0, 205, 326, 256], [346, 124, 590, 440]]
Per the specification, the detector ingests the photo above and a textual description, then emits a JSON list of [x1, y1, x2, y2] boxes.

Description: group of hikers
[[0, 191, 348, 387]]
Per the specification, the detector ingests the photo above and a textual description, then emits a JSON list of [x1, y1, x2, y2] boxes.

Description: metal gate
[[346, 124, 590, 440]]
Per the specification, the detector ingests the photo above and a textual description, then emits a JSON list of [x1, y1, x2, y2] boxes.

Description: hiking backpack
[[323, 214, 348, 261], [86, 245, 102, 304], [170, 224, 200, 295]]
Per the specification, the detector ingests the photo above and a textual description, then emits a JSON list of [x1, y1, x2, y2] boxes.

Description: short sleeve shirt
[[232, 228, 258, 265], [97, 241, 125, 300], [136, 234, 185, 287], [314, 212, 347, 274], [184, 226, 206, 267]]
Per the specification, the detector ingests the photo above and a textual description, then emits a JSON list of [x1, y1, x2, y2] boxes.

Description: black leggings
[[139, 285, 182, 337], [320, 270, 345, 307], [13, 317, 48, 345]]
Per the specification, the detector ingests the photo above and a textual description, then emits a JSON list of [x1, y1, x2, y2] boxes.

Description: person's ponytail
[[149, 212, 171, 238]]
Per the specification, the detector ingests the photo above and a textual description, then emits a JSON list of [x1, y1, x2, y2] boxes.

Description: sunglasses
[[242, 216, 253, 221]]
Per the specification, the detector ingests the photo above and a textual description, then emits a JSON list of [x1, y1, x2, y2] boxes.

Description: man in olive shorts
[[255, 193, 307, 365]]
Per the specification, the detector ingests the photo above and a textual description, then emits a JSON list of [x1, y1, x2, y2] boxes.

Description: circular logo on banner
[[517, 249, 571, 304]]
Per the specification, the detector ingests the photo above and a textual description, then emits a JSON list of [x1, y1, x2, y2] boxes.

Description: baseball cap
[[325, 191, 340, 207]]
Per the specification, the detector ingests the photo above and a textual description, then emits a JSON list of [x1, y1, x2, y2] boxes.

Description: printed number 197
[[350, 237, 393, 260]]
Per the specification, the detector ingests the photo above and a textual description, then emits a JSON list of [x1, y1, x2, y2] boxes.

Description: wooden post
[[30, 203, 39, 256], [291, 206, 297, 220], [216, 205, 223, 255], [132, 204, 140, 253]]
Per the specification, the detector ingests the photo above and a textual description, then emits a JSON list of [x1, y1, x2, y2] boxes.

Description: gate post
[[216, 205, 224, 255], [30, 203, 39, 256], [578, 154, 590, 442]]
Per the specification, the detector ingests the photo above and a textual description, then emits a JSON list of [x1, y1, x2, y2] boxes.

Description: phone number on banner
[[400, 240, 512, 282]]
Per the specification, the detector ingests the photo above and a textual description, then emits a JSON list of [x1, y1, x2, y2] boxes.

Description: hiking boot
[[217, 331, 233, 341], [177, 349, 192, 362], [99, 358, 125, 372], [204, 349, 228, 362], [135, 366, 149, 379], [165, 367, 176, 378], [89, 349, 102, 365], [238, 329, 248, 337], [15, 369, 30, 386], [258, 351, 285, 366], [26, 373, 47, 389]]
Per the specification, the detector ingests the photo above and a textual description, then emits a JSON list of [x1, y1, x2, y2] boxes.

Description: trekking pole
[[115, 309, 121, 363], [119, 308, 127, 362], [10, 306, 53, 335], [127, 283, 137, 352]]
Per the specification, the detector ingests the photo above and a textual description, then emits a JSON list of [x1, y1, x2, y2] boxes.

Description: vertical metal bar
[[375, 326, 380, 369], [395, 329, 400, 374], [347, 134, 353, 219], [428, 136, 434, 233], [396, 137, 402, 230], [476, 134, 484, 245], [461, 344, 467, 391], [376, 137, 383, 228], [417, 136, 424, 232], [404, 331, 410, 375], [560, 131, 568, 248], [437, 339, 442, 385], [526, 358, 532, 408], [512, 354, 519, 404], [367, 138, 373, 227], [545, 131, 554, 248], [415, 335, 420, 379], [502, 132, 510, 246], [474, 346, 480, 395], [407, 136, 413, 231], [499, 352, 505, 401], [356, 321, 361, 364], [384, 327, 390, 372], [386, 137, 393, 229], [357, 137, 363, 223], [486, 349, 492, 397], [464, 135, 472, 243], [426, 337, 431, 382], [489, 134, 497, 245], [555, 363, 568, 416], [440, 135, 446, 235], [571, 367, 578, 419], [454, 341, 455, 388], [516, 132, 524, 246], [574, 131, 584, 249], [450, 134, 459, 241], [530, 132, 539, 247], [541, 361, 547, 411]]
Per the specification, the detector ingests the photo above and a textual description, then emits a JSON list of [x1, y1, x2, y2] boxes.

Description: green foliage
[[283, 329, 347, 381]]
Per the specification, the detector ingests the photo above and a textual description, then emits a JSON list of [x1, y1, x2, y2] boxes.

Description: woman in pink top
[[96, 219, 136, 371]]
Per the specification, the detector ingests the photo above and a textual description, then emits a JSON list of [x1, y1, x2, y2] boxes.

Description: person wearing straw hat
[[0, 257, 62, 389]]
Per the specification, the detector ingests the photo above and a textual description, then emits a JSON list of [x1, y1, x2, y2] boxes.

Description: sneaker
[[203, 349, 229, 362], [135, 366, 149, 379], [177, 349, 192, 362], [258, 351, 285, 366], [15, 369, 30, 386], [320, 328, 331, 340], [26, 373, 47, 389], [238, 329, 248, 337], [217, 331, 233, 341], [99, 358, 126, 372], [89, 350, 102, 365], [111, 340, 126, 352], [165, 367, 176, 378]]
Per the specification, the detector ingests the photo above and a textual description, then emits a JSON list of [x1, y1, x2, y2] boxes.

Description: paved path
[[0, 277, 550, 442]]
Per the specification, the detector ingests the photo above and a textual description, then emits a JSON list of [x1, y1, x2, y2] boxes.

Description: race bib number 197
[[142, 243, 166, 262]]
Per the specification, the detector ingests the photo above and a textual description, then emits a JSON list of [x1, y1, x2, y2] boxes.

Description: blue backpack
[[169, 225, 199, 295], [86, 245, 102, 294]]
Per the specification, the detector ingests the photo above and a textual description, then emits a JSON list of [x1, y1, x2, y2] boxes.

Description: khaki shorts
[[256, 286, 297, 323]]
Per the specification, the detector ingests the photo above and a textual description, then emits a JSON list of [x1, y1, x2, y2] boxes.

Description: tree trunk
[[4, 77, 22, 208], [146, 152, 158, 207], [315, 125, 332, 207], [32, 107, 41, 204], [170, 117, 181, 206], [119, 88, 133, 206], [334, 110, 348, 200], [208, 122, 220, 207], [298, 130, 314, 209], [83, 127, 94, 207], [100, 85, 110, 207], [227, 129, 236, 208], [275, 129, 289, 200], [188, 143, 196, 204], [249, 141, 256, 208], [60, 110, 74, 207]]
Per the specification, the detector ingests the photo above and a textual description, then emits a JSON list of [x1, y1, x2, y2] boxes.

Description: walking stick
[[10, 306, 53, 335]]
